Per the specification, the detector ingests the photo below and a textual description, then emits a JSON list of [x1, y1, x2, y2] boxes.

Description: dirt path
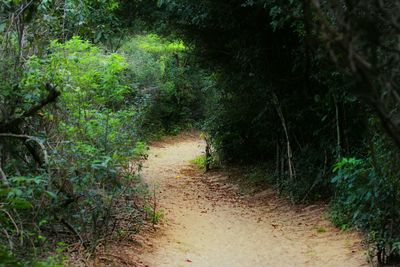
[[138, 134, 367, 267]]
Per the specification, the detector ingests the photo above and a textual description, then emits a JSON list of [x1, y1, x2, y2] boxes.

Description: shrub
[[0, 37, 148, 262], [331, 142, 400, 265]]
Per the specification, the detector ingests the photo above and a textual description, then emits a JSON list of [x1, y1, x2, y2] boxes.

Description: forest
[[0, 0, 400, 266]]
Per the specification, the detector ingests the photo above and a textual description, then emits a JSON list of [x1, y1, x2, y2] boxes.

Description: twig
[[271, 92, 296, 180], [2, 228, 13, 250], [152, 185, 157, 227], [1, 209, 20, 236], [59, 217, 86, 247]]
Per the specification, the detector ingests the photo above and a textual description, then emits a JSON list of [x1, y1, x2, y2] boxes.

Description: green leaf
[[10, 198, 32, 209]]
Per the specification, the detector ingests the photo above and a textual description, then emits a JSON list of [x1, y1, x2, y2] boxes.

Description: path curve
[[139, 133, 367, 267]]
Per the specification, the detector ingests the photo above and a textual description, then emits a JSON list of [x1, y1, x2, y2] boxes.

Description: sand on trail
[[138, 133, 368, 267]]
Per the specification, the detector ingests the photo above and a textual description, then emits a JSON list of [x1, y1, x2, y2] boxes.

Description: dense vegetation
[[1, 0, 400, 265], [0, 1, 206, 265]]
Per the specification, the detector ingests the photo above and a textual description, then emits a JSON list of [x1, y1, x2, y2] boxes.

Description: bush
[[0, 37, 148, 263], [331, 138, 400, 265]]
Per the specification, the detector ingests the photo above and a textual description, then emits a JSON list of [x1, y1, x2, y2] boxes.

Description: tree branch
[[0, 83, 60, 133], [0, 165, 9, 187], [0, 133, 49, 169]]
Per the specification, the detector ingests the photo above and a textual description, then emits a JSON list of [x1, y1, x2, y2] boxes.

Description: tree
[[311, 0, 400, 149]]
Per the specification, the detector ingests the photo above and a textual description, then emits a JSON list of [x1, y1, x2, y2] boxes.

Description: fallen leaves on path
[[93, 133, 368, 267]]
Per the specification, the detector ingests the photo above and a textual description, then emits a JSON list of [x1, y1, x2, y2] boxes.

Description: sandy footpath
[[136, 133, 368, 267]]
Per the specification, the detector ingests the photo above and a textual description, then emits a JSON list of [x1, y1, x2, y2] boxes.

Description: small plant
[[144, 205, 164, 225], [190, 155, 207, 170], [190, 154, 215, 171], [144, 186, 164, 225]]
